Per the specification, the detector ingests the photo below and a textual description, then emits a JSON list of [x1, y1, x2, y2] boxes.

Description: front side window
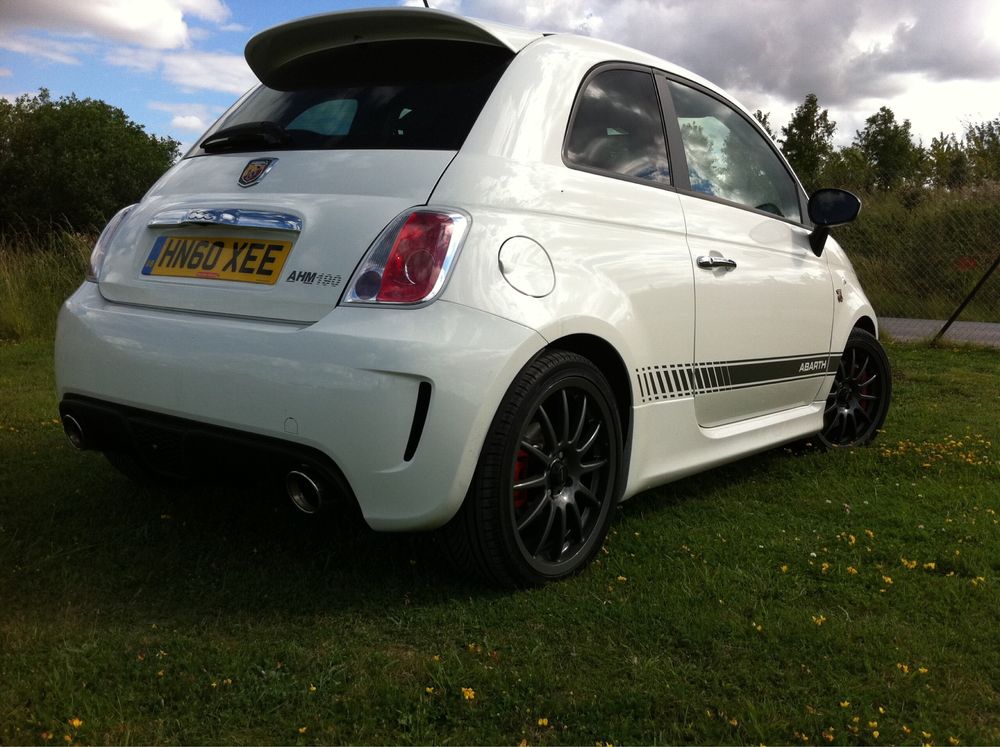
[[565, 69, 670, 185], [667, 80, 800, 221]]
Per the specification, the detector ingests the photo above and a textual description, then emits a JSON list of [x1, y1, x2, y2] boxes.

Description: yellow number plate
[[142, 235, 293, 285]]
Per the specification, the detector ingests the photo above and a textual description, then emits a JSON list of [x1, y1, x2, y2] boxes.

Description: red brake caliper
[[513, 448, 530, 510]]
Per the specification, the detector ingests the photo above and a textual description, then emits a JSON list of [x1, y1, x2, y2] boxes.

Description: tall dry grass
[[0, 231, 91, 341]]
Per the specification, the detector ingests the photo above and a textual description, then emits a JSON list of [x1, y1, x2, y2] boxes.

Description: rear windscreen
[[190, 40, 513, 155]]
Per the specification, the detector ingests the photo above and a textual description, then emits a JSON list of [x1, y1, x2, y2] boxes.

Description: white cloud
[[171, 114, 208, 130], [103, 47, 163, 73], [0, 0, 232, 50], [149, 100, 223, 132], [161, 52, 256, 95], [220, 23, 249, 33], [0, 68, 11, 77], [0, 32, 94, 65]]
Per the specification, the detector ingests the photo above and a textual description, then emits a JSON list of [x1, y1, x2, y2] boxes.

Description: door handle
[[697, 255, 737, 270]]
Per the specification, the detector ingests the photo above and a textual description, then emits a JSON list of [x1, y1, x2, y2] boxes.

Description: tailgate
[[97, 150, 455, 322]]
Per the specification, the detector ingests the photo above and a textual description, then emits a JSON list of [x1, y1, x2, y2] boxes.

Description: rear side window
[[667, 80, 801, 221], [192, 40, 512, 155], [565, 68, 671, 185]]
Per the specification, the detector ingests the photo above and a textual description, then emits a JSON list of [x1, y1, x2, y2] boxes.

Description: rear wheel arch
[[547, 333, 633, 444]]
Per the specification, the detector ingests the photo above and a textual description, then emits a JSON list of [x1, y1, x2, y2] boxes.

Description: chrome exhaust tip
[[62, 414, 86, 450], [285, 469, 325, 515]]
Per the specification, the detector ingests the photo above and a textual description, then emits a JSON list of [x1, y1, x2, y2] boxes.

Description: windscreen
[[190, 40, 512, 155]]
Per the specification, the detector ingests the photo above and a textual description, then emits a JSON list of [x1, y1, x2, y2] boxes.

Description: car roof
[[245, 7, 744, 120]]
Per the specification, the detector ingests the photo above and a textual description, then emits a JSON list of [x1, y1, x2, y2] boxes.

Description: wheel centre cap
[[548, 460, 569, 491]]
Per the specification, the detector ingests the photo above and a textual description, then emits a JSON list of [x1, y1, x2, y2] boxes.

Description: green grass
[[1, 339, 997, 745]]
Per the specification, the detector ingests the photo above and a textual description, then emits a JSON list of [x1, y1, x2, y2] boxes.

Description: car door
[[659, 76, 835, 427]]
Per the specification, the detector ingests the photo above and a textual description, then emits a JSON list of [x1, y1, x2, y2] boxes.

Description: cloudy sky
[[2, 0, 999, 152]]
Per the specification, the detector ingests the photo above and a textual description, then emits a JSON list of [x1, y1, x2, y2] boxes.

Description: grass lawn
[[1, 339, 997, 745]]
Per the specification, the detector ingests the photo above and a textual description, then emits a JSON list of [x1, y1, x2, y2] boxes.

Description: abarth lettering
[[799, 359, 828, 373]]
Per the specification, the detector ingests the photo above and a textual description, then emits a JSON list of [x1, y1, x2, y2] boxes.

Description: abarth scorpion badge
[[238, 157, 277, 188]]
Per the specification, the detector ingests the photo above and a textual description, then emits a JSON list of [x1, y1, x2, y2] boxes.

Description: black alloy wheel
[[819, 328, 891, 447], [443, 350, 623, 586]]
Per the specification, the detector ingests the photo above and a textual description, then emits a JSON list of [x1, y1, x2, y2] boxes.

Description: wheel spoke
[[571, 394, 589, 446], [560, 389, 570, 443], [567, 501, 585, 544], [536, 405, 559, 452], [859, 373, 878, 388], [859, 392, 878, 402], [513, 473, 547, 491], [555, 506, 568, 560], [580, 458, 608, 474], [575, 483, 600, 507], [518, 494, 551, 532], [520, 439, 550, 464], [532, 502, 557, 557], [576, 422, 602, 456]]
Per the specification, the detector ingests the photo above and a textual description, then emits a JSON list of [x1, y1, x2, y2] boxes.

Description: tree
[[964, 117, 1000, 184], [820, 145, 872, 194], [779, 93, 836, 193], [927, 133, 969, 190], [853, 106, 924, 191], [753, 109, 776, 140], [0, 89, 179, 233]]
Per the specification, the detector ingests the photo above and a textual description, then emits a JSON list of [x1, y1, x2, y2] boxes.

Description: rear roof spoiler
[[246, 8, 544, 88]]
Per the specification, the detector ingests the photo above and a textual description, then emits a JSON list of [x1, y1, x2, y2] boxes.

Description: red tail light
[[343, 209, 470, 306]]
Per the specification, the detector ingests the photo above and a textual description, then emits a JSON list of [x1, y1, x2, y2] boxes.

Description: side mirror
[[807, 188, 861, 256]]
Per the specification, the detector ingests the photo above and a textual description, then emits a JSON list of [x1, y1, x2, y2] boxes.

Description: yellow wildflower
[[865, 529, 875, 539], [869, 721, 878, 728], [462, 687, 476, 701], [780, 564, 789, 573], [948, 737, 959, 745], [902, 726, 912, 735], [922, 731, 932, 739], [729, 718, 738, 727], [821, 562, 831, 573], [839, 700, 850, 708], [537, 718, 549, 727], [40, 733, 53, 742], [616, 575, 627, 583], [882, 575, 893, 585], [68, 719, 83, 730], [63, 736, 72, 744], [897, 663, 910, 673], [847, 566, 858, 575], [308, 683, 317, 693], [297, 726, 307, 734], [923, 562, 936, 570], [811, 614, 827, 626], [425, 687, 435, 694], [432, 655, 441, 662], [873, 730, 880, 739]]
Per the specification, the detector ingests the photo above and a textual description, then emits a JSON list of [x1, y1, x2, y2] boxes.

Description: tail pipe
[[62, 414, 86, 450], [285, 468, 327, 515]]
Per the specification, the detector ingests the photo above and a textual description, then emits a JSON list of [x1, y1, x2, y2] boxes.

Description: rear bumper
[[55, 282, 544, 530]]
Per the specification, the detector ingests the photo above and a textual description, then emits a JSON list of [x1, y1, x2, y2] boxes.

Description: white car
[[55, 7, 891, 586]]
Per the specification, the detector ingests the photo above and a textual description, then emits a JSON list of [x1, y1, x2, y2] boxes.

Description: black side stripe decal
[[636, 353, 841, 403]]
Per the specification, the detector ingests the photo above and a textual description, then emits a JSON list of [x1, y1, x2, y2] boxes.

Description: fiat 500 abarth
[[55, 7, 891, 586]]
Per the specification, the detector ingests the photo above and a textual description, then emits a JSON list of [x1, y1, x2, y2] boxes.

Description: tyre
[[818, 328, 891, 447], [443, 350, 623, 586]]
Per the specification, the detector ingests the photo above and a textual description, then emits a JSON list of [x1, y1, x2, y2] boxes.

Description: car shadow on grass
[[3, 436, 824, 621]]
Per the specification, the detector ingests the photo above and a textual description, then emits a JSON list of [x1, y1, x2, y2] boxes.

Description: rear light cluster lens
[[86, 203, 136, 282], [343, 208, 470, 306]]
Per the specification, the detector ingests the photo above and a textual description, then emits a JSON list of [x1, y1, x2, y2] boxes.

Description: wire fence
[[835, 187, 1000, 347]]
